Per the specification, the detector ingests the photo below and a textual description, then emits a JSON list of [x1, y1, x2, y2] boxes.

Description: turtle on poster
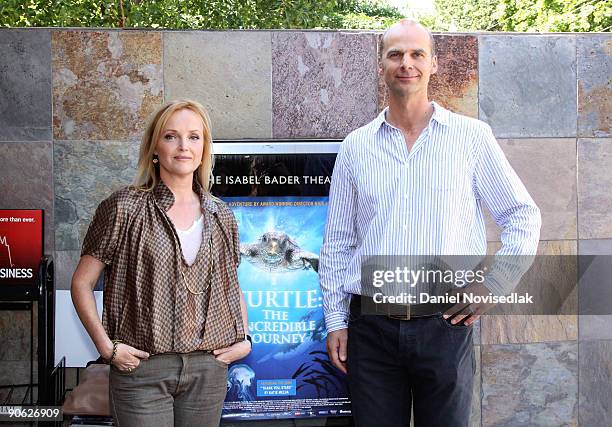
[[240, 231, 319, 273]]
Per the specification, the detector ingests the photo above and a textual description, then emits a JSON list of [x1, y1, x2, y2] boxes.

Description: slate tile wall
[[0, 29, 52, 141], [52, 30, 163, 141], [272, 31, 378, 138], [164, 31, 272, 139], [479, 35, 577, 138]]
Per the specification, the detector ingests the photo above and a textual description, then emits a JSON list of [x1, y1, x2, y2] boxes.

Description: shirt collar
[[430, 101, 450, 126], [371, 100, 450, 135], [153, 176, 218, 214]]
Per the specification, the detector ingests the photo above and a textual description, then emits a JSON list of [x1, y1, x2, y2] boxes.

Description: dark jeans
[[347, 297, 475, 427]]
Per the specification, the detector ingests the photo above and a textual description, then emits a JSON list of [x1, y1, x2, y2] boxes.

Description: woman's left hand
[[213, 340, 252, 364]]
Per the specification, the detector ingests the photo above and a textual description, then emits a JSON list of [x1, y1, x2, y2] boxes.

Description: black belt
[[351, 294, 452, 320]]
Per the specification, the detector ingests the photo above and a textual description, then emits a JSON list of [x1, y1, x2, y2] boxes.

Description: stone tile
[[0, 360, 36, 404], [485, 138, 577, 241], [473, 318, 481, 346], [580, 316, 612, 342], [0, 141, 54, 252], [0, 29, 52, 141], [54, 140, 138, 251], [378, 34, 478, 118], [580, 239, 612, 255], [579, 340, 612, 425], [0, 310, 30, 361], [52, 30, 163, 140], [479, 35, 576, 138], [55, 250, 80, 290], [577, 35, 611, 138], [471, 347, 481, 427], [273, 32, 378, 138], [482, 342, 577, 425], [164, 31, 272, 140], [578, 138, 612, 239], [482, 315, 577, 346], [578, 239, 612, 340], [430, 35, 478, 118], [482, 241, 578, 345], [0, 359, 38, 383]]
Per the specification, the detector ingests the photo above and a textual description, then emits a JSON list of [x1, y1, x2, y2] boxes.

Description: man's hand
[[326, 329, 348, 374], [213, 340, 252, 365], [443, 283, 496, 326]]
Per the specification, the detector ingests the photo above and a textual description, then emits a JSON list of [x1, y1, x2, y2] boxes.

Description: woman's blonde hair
[[134, 99, 214, 192]]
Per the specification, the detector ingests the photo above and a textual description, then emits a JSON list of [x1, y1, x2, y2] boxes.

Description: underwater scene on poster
[[221, 196, 350, 420]]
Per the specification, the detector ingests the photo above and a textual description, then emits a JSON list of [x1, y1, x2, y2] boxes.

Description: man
[[319, 20, 541, 427]]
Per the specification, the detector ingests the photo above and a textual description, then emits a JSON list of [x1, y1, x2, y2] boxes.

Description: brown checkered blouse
[[81, 179, 245, 354]]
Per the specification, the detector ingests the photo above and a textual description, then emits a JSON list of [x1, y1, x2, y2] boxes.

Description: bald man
[[319, 20, 540, 427]]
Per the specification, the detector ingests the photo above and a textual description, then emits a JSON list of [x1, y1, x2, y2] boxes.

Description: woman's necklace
[[181, 233, 214, 295]]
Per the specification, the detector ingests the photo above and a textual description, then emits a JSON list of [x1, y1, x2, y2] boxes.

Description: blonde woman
[[71, 100, 251, 426]]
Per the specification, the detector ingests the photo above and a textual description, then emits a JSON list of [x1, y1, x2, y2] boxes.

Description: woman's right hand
[[110, 344, 150, 372]]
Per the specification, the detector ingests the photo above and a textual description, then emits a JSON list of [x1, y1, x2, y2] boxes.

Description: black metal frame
[[0, 256, 66, 417]]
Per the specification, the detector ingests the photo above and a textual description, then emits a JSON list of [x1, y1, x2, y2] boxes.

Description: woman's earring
[[152, 155, 159, 164]]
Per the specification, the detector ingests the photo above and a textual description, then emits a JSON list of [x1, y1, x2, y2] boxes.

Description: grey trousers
[[109, 351, 228, 427]]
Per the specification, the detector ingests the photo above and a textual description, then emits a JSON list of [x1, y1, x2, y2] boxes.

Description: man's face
[[380, 24, 437, 99]]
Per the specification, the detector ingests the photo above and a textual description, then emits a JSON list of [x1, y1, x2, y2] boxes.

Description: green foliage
[[429, 0, 500, 31], [330, 0, 403, 29], [494, 0, 611, 32], [5, 0, 606, 31], [433, 0, 611, 32], [0, 0, 403, 29], [1, 0, 121, 27]]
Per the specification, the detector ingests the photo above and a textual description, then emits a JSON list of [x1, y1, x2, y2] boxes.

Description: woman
[[71, 99, 251, 426]]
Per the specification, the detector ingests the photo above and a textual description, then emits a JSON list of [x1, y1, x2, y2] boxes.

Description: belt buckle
[[386, 302, 411, 321]]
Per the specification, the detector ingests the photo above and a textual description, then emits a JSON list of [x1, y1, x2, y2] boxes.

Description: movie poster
[[215, 150, 351, 421], [0, 209, 43, 286]]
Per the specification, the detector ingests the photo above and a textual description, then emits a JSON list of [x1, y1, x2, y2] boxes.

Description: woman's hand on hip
[[212, 340, 252, 365], [112, 344, 150, 372]]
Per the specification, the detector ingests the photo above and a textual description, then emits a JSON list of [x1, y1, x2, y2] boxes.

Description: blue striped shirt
[[319, 102, 541, 332]]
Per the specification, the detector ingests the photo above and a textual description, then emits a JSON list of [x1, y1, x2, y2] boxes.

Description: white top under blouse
[[176, 214, 204, 266]]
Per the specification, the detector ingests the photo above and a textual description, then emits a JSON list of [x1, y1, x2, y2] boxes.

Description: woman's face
[[155, 108, 205, 180]]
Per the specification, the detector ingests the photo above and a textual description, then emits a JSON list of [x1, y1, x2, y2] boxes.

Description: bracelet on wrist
[[108, 340, 122, 365]]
